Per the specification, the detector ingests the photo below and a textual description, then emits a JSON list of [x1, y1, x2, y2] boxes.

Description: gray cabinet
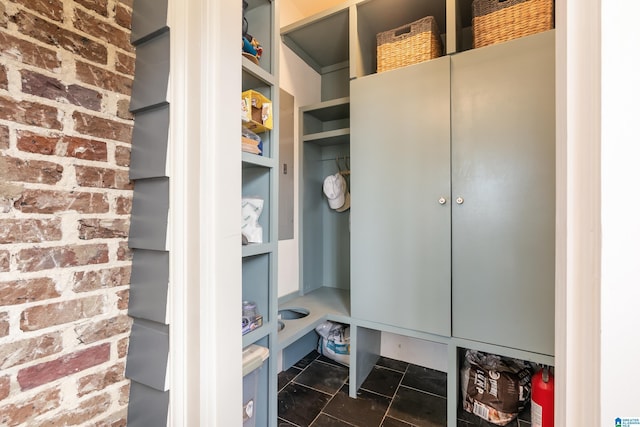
[[351, 31, 555, 355], [351, 56, 452, 337], [451, 31, 555, 355]]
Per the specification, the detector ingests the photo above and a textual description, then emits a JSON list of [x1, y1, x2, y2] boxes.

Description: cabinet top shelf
[[281, 7, 349, 73], [281, 0, 448, 74]]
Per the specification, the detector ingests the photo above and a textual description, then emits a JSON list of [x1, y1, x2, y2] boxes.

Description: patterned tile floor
[[277, 351, 532, 427]]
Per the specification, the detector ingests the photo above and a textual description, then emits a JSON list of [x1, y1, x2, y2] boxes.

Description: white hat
[[323, 173, 350, 211]]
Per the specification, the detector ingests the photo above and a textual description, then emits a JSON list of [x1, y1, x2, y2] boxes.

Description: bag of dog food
[[460, 350, 534, 426]]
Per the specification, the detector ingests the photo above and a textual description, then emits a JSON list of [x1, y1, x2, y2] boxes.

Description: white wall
[[277, 0, 322, 298], [600, 1, 640, 422]]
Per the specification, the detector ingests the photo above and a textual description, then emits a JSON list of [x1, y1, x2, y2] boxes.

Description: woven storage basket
[[472, 0, 554, 48], [376, 16, 442, 73]]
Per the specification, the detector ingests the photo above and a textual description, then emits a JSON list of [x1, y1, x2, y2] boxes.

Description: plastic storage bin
[[242, 344, 269, 427], [241, 90, 273, 133]]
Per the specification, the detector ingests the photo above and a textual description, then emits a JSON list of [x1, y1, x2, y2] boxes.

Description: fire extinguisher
[[531, 366, 554, 427]]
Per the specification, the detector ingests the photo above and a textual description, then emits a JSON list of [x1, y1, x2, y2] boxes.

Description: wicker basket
[[376, 16, 442, 73], [472, 0, 554, 48]]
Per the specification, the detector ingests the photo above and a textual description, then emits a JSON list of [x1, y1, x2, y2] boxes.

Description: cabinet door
[[451, 31, 555, 355], [351, 57, 451, 336]]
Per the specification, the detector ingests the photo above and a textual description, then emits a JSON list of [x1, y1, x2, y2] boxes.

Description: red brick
[[19, 0, 64, 22], [94, 411, 128, 427], [0, 388, 61, 426], [0, 96, 62, 130], [20, 295, 106, 332], [17, 343, 110, 390], [21, 70, 102, 111], [118, 382, 129, 406], [116, 242, 131, 261], [73, 266, 131, 293], [0, 63, 7, 90], [74, 8, 133, 53], [0, 155, 63, 185], [76, 165, 132, 190], [117, 337, 128, 358], [0, 2, 6, 28], [0, 251, 9, 273], [35, 392, 111, 426], [0, 277, 60, 306], [16, 130, 108, 161], [0, 32, 61, 71], [0, 219, 62, 244], [0, 376, 8, 401], [78, 218, 129, 240], [0, 125, 8, 149], [75, 315, 131, 345], [13, 189, 110, 214], [114, 145, 130, 167], [12, 10, 108, 64], [0, 312, 8, 338], [67, 136, 109, 160], [16, 131, 58, 155], [75, 0, 109, 16], [115, 195, 131, 215], [78, 363, 125, 397], [116, 289, 128, 310], [76, 61, 133, 96], [118, 0, 134, 9], [115, 51, 135, 76], [73, 111, 132, 143], [114, 3, 132, 30], [0, 333, 62, 370], [116, 98, 133, 120], [16, 244, 109, 273]]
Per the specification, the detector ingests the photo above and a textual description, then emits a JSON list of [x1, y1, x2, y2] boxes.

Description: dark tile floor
[[277, 351, 532, 427]]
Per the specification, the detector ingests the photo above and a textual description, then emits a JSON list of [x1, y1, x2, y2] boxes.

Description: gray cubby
[[245, 0, 276, 75], [299, 110, 350, 293], [242, 1, 279, 426], [354, 0, 447, 77]]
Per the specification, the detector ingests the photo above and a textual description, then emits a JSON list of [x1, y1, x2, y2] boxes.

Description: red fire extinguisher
[[531, 366, 554, 427]]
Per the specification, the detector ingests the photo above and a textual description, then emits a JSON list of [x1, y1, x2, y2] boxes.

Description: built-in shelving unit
[[280, 1, 556, 426], [242, 0, 279, 426]]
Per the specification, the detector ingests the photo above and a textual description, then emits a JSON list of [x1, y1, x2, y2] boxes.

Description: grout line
[[377, 362, 409, 427], [397, 383, 448, 400]]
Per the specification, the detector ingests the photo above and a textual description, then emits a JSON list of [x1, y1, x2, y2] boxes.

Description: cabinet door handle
[[456, 197, 464, 205], [438, 197, 447, 205]]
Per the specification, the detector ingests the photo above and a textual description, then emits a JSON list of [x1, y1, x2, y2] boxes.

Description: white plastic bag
[[316, 321, 350, 366], [241, 197, 264, 244]]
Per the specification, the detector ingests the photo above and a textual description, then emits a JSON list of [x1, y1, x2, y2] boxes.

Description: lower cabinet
[[350, 56, 452, 337], [351, 31, 555, 355]]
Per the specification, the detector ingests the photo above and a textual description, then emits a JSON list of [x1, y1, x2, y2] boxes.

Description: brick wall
[[0, 0, 134, 425]]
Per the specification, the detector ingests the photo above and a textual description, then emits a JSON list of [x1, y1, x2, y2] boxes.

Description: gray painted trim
[[129, 249, 170, 324], [127, 381, 170, 427], [125, 319, 170, 391], [128, 177, 169, 251], [130, 104, 170, 180], [131, 0, 169, 45], [130, 31, 170, 113]]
